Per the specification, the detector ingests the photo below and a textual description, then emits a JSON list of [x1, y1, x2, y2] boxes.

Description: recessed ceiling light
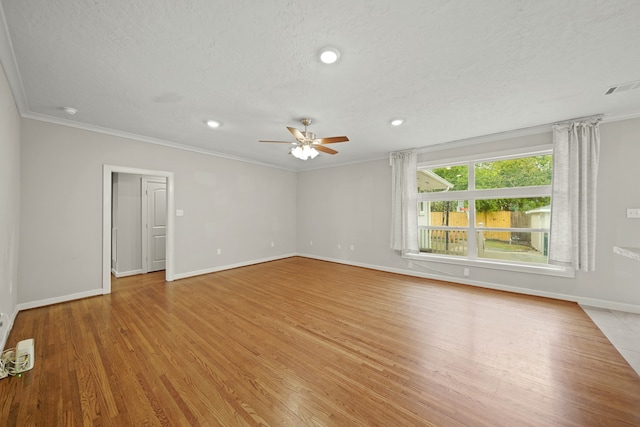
[[390, 119, 404, 126], [206, 120, 221, 128], [319, 47, 340, 64], [62, 106, 78, 115]]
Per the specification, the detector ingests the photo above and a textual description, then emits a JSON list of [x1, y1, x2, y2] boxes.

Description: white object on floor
[[15, 338, 34, 373], [581, 306, 640, 376]]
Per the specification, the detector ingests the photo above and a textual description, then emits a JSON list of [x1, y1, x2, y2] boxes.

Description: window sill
[[403, 252, 575, 278]]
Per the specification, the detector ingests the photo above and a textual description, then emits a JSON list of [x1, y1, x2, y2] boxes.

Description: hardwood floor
[[2, 257, 639, 426]]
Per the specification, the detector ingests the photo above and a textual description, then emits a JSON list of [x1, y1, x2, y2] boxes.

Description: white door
[[145, 180, 167, 272]]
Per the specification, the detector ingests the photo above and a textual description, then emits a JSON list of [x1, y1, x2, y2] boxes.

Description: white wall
[[297, 160, 394, 267], [298, 117, 640, 312], [0, 63, 21, 350], [19, 119, 297, 304]]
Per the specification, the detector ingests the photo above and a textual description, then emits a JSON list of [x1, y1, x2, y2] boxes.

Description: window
[[416, 148, 557, 271]]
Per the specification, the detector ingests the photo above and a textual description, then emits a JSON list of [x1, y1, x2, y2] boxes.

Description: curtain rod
[[552, 113, 603, 126], [409, 113, 605, 155]]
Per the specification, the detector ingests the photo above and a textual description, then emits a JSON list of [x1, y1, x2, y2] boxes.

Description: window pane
[[475, 155, 552, 189], [477, 231, 549, 264], [419, 229, 468, 256], [475, 197, 551, 227], [418, 201, 469, 227], [417, 165, 468, 193], [474, 197, 550, 264]]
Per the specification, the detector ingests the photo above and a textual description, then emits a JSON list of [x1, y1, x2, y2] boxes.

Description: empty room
[[1, 1, 640, 425]]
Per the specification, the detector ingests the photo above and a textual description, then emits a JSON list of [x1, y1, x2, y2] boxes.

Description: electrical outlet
[[464, 268, 470, 277], [338, 244, 341, 249], [309, 241, 313, 246], [350, 244, 355, 251], [627, 208, 640, 218], [217, 248, 222, 255], [271, 241, 275, 247]]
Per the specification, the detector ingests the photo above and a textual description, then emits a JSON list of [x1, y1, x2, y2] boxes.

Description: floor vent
[[605, 80, 640, 95]]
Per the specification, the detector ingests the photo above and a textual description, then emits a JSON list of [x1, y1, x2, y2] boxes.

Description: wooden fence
[[427, 211, 530, 242], [420, 211, 535, 253]]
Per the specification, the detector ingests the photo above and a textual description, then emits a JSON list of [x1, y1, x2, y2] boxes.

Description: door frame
[[141, 176, 167, 274], [103, 165, 175, 294]]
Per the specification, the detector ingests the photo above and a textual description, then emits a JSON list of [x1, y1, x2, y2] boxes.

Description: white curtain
[[390, 150, 419, 253], [549, 117, 601, 271]]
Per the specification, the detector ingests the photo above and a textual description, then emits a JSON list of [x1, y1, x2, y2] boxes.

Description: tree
[[475, 155, 552, 189], [428, 155, 552, 213], [429, 165, 468, 191]]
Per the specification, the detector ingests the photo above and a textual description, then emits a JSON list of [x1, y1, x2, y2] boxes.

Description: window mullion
[[468, 198, 477, 259], [418, 185, 551, 202], [467, 162, 477, 259]]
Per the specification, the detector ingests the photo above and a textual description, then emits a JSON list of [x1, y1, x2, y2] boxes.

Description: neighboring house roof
[[526, 205, 551, 214], [417, 170, 454, 192]]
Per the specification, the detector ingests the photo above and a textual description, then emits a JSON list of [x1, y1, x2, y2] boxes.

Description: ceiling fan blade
[[315, 145, 338, 155], [316, 136, 349, 144], [258, 140, 295, 144], [287, 127, 305, 141]]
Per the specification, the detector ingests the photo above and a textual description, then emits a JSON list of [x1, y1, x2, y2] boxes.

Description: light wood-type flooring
[[2, 257, 639, 426]]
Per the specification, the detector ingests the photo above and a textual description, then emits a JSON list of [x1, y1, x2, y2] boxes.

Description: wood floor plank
[[2, 257, 640, 426]]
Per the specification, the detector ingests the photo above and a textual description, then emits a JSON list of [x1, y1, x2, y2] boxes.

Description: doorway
[[103, 165, 174, 294]]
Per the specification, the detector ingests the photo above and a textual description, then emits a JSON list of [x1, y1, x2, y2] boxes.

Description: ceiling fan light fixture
[[291, 145, 304, 159], [390, 119, 404, 126], [291, 145, 319, 160], [206, 120, 221, 128], [319, 47, 340, 64], [307, 146, 319, 159], [260, 117, 346, 160]]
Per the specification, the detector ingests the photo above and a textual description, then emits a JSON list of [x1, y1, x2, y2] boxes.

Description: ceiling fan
[[259, 118, 349, 160]]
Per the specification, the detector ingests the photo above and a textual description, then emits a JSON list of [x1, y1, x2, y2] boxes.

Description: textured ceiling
[[1, 0, 640, 170]]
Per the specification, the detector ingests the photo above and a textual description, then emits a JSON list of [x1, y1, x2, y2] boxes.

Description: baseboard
[[112, 269, 143, 278], [296, 253, 640, 314], [15, 255, 295, 311], [0, 306, 19, 353], [4, 255, 293, 348], [173, 253, 297, 280], [16, 289, 104, 311], [9, 254, 639, 337]]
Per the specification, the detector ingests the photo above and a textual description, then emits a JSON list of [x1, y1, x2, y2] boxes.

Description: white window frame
[[407, 144, 574, 278]]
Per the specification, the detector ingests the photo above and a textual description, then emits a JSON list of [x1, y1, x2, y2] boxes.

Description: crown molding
[[22, 111, 296, 172]]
